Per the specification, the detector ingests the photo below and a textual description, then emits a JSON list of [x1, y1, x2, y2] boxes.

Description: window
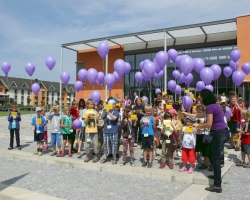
[[21, 82, 28, 88], [49, 85, 55, 91], [15, 89, 18, 94], [21, 96, 24, 100], [0, 88, 3, 92], [10, 81, 17, 87], [76, 63, 84, 75], [21, 90, 24, 95], [52, 92, 54, 96], [39, 83, 44, 89], [69, 87, 74, 92], [0, 80, 3, 85], [27, 90, 30, 95]]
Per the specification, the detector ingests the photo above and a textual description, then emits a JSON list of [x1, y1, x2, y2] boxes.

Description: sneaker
[[92, 156, 99, 163], [227, 145, 233, 149], [188, 167, 194, 174], [42, 146, 48, 151], [84, 155, 90, 162], [38, 152, 43, 156], [68, 153, 72, 157], [34, 151, 38, 155], [112, 159, 117, 165], [120, 161, 125, 166], [243, 162, 250, 168], [179, 166, 187, 172], [153, 154, 158, 160], [60, 153, 65, 157], [236, 161, 245, 167], [177, 149, 182, 157], [205, 185, 222, 193], [159, 163, 165, 169], [223, 149, 228, 154], [198, 164, 208, 170], [142, 161, 147, 167], [147, 162, 152, 168], [235, 146, 240, 151], [130, 161, 135, 167], [51, 152, 57, 156], [208, 164, 213, 171], [8, 147, 13, 150], [17, 146, 21, 150], [169, 163, 174, 169], [208, 175, 215, 179], [134, 143, 138, 147]]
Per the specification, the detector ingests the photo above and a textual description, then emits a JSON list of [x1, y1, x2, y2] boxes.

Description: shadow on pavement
[[0, 173, 29, 192]]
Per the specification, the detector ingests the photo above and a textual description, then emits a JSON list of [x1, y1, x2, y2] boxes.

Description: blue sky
[[0, 0, 249, 83]]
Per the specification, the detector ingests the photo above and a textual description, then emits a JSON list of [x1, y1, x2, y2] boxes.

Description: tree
[[27, 97, 31, 105], [55, 100, 59, 105]]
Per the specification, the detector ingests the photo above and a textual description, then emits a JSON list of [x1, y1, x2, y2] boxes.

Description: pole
[[105, 53, 108, 100], [243, 83, 245, 100], [164, 31, 167, 92], [59, 47, 63, 114]]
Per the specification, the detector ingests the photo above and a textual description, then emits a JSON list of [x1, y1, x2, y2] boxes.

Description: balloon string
[[103, 59, 105, 71], [226, 78, 228, 95]]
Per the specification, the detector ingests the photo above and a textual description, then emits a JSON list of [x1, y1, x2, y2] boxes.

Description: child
[[70, 101, 80, 153], [179, 116, 197, 173], [120, 108, 136, 167], [83, 99, 99, 163], [48, 105, 62, 156], [159, 112, 176, 169], [60, 107, 73, 157], [31, 107, 46, 156], [97, 100, 104, 155], [153, 107, 160, 160], [140, 105, 155, 168], [77, 105, 87, 155], [41, 107, 48, 150], [75, 99, 85, 147], [8, 104, 21, 150]]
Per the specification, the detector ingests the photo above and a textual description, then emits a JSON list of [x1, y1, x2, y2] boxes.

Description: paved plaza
[[0, 114, 249, 200]]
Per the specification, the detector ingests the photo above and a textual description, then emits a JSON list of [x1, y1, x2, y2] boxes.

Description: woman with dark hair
[[194, 89, 229, 193], [77, 98, 86, 154]]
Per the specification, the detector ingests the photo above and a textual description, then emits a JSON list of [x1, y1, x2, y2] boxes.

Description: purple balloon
[[114, 59, 126, 78], [157, 70, 164, 78], [225, 106, 232, 119], [25, 62, 35, 76], [142, 96, 148, 103], [155, 88, 161, 95], [155, 51, 168, 69], [125, 62, 131, 75], [179, 73, 185, 84], [182, 96, 193, 110], [153, 58, 162, 73], [104, 73, 115, 90], [91, 90, 101, 105], [210, 64, 222, 80], [73, 119, 82, 129], [31, 83, 40, 95], [179, 55, 194, 76], [196, 81, 205, 91], [174, 55, 182, 67], [113, 71, 120, 83], [205, 85, 214, 92], [96, 72, 105, 85], [168, 80, 177, 92], [232, 70, 245, 86], [97, 41, 110, 59], [87, 68, 98, 85], [78, 69, 87, 82], [143, 61, 156, 79], [74, 81, 83, 92], [242, 62, 250, 75], [60, 71, 70, 84], [184, 73, 193, 85], [193, 58, 205, 73], [172, 70, 180, 79], [142, 70, 150, 81], [230, 49, 241, 62], [168, 49, 178, 62], [135, 72, 143, 84], [45, 56, 56, 70], [200, 67, 214, 85], [139, 61, 144, 70], [174, 85, 181, 95], [88, 93, 92, 99], [223, 66, 232, 78], [154, 72, 158, 79], [1, 62, 11, 77], [229, 60, 239, 71]]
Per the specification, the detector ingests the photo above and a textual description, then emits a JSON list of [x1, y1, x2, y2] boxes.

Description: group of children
[[7, 91, 250, 172]]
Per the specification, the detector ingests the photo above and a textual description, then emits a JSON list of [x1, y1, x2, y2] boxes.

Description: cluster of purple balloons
[[1, 57, 56, 96], [88, 90, 101, 105]]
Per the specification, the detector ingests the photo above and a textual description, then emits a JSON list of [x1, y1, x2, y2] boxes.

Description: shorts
[[34, 132, 44, 142], [228, 121, 240, 133], [62, 134, 71, 141], [44, 131, 48, 140], [79, 127, 85, 141], [51, 133, 62, 146], [141, 135, 154, 149], [241, 143, 250, 154]]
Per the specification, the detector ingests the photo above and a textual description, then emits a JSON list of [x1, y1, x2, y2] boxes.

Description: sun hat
[[186, 116, 196, 122], [169, 108, 178, 115], [35, 107, 42, 112]]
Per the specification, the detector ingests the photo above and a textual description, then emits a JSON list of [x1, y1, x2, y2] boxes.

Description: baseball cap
[[186, 116, 196, 122], [35, 107, 42, 112], [108, 99, 116, 105]]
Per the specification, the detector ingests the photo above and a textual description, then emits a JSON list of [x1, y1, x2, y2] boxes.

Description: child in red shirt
[[70, 101, 79, 153]]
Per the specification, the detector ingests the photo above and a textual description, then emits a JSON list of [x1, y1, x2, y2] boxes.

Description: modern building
[[0, 76, 75, 106], [61, 14, 250, 104]]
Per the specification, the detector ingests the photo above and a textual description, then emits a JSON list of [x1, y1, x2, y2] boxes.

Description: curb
[[0, 148, 239, 185]]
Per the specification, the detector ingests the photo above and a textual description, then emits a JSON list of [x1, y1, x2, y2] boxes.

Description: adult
[[113, 93, 120, 103], [101, 100, 120, 164], [228, 96, 242, 151], [221, 93, 227, 103], [77, 99, 86, 155], [123, 96, 131, 107], [133, 92, 139, 104], [194, 89, 229, 193], [156, 93, 166, 110]]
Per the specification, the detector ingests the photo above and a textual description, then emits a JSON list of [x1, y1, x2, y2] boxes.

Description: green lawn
[[0, 110, 34, 116]]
